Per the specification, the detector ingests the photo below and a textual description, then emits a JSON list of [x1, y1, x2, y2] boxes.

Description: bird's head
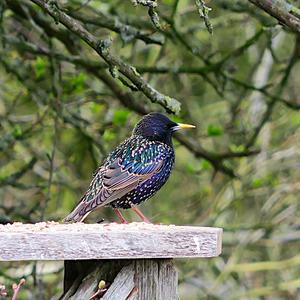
[[133, 112, 195, 144]]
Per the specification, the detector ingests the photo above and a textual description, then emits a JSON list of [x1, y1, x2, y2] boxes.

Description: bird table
[[0, 222, 222, 299]]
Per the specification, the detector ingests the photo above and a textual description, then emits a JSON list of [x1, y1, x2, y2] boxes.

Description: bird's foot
[[113, 208, 129, 224], [131, 207, 152, 224]]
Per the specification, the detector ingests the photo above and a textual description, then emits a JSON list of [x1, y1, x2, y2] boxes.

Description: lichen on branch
[[30, 0, 181, 114]]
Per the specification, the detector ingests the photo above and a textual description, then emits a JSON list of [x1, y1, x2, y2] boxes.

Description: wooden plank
[[132, 260, 178, 300], [101, 264, 136, 300], [60, 260, 130, 300], [60, 260, 178, 300], [0, 222, 222, 261]]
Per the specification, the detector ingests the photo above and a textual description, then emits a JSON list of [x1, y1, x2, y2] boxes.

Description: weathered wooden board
[[60, 259, 178, 300], [0, 222, 222, 261]]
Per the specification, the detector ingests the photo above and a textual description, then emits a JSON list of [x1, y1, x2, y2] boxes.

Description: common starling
[[64, 112, 195, 223]]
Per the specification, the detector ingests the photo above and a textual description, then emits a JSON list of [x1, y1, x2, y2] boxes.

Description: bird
[[64, 112, 195, 223]]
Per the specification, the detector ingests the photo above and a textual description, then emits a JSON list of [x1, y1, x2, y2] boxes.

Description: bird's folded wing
[[80, 153, 165, 212]]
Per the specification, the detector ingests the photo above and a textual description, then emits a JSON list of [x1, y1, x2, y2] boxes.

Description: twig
[[0, 158, 37, 188], [30, 0, 181, 114], [132, 0, 157, 8], [132, 0, 162, 30], [11, 278, 26, 300], [248, 0, 300, 33], [3, 36, 261, 177], [3, 4, 266, 177], [87, 280, 109, 300], [246, 34, 300, 148], [195, 0, 213, 34], [68, 10, 163, 45], [148, 6, 162, 30], [40, 39, 60, 221]]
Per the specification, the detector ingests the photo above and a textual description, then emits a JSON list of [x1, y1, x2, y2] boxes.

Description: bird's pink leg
[[113, 208, 128, 224], [131, 207, 151, 224]]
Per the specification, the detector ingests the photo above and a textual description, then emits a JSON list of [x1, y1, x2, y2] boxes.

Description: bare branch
[[248, 0, 300, 33], [68, 9, 164, 45], [3, 36, 261, 178], [195, 0, 213, 34], [12, 279, 26, 300], [30, 0, 181, 114]]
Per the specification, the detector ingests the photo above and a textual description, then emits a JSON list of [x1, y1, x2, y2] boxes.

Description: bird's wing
[[65, 141, 170, 221]]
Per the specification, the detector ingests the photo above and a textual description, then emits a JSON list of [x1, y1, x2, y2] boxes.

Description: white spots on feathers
[[82, 135, 175, 210]]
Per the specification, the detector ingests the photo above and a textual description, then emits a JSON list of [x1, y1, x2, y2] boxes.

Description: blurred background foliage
[[0, 0, 300, 299]]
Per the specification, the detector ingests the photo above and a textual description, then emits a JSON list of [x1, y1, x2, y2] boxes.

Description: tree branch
[[2, 35, 260, 177], [248, 0, 300, 33], [29, 0, 181, 114], [68, 9, 164, 45]]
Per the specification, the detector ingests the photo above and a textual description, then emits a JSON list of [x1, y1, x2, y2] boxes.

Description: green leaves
[[69, 72, 86, 93], [229, 144, 245, 152], [34, 57, 47, 79], [185, 159, 211, 174], [103, 129, 116, 142], [112, 109, 131, 126], [103, 110, 131, 141], [200, 159, 211, 170], [251, 174, 278, 189], [12, 125, 22, 138], [207, 124, 223, 136], [90, 103, 103, 114], [64, 72, 87, 94]]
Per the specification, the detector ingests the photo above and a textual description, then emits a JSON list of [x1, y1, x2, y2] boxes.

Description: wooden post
[[61, 259, 178, 300], [0, 222, 222, 299]]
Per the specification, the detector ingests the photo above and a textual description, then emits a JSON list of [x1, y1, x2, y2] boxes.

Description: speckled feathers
[[64, 113, 184, 222]]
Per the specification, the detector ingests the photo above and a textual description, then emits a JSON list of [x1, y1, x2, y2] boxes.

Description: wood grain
[[61, 260, 178, 300], [0, 222, 222, 261]]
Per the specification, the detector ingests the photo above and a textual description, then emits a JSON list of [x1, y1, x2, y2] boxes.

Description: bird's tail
[[63, 201, 89, 223]]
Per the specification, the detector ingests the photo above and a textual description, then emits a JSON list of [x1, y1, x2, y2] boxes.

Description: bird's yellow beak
[[177, 123, 196, 129], [172, 123, 196, 132]]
